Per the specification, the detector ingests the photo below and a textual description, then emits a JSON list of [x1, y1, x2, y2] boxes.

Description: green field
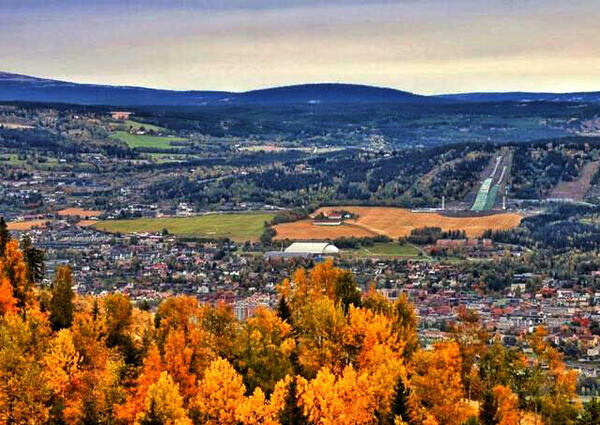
[[148, 153, 200, 163], [124, 120, 166, 132], [111, 120, 166, 133], [92, 213, 275, 242], [0, 154, 61, 169], [111, 131, 188, 149], [347, 242, 421, 258]]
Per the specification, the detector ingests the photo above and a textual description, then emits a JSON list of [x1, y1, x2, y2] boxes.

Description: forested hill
[[436, 91, 600, 103], [0, 72, 440, 107], [0, 72, 229, 106], [4, 71, 600, 107], [229, 83, 439, 104]]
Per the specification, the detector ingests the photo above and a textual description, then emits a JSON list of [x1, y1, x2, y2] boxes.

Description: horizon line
[[2, 69, 599, 96]]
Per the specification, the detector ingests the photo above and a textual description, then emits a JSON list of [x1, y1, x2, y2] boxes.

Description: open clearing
[[7, 219, 48, 230], [346, 242, 421, 258], [550, 161, 600, 202], [0, 122, 34, 129], [273, 220, 377, 240], [274, 206, 522, 240], [92, 213, 275, 242], [111, 131, 188, 149], [58, 208, 102, 217]]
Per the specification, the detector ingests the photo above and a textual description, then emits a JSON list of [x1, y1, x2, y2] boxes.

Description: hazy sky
[[1, 0, 599, 93]]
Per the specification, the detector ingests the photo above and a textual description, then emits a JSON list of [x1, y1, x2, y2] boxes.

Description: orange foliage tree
[[410, 341, 474, 425]]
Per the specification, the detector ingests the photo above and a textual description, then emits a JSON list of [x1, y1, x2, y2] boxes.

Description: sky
[[1, 0, 600, 94]]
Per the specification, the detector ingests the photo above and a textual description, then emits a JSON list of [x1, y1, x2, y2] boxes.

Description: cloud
[[1, 0, 599, 92]]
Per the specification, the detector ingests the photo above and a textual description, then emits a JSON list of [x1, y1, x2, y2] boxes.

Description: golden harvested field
[[274, 206, 522, 240], [273, 220, 377, 240], [58, 208, 102, 217], [77, 220, 97, 227], [7, 220, 48, 230]]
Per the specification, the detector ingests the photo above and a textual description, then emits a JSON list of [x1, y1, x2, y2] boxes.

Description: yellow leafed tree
[[298, 365, 377, 425], [136, 371, 192, 425], [493, 385, 521, 425], [235, 379, 288, 425], [116, 344, 164, 424], [410, 341, 474, 425], [191, 357, 246, 425]]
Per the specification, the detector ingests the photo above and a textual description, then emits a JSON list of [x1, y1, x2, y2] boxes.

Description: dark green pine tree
[[334, 270, 362, 314], [277, 294, 292, 323], [479, 389, 499, 425], [277, 294, 303, 375], [390, 376, 411, 424], [20, 235, 45, 284], [0, 217, 9, 258], [279, 377, 307, 425], [578, 397, 600, 425], [49, 266, 75, 331], [138, 399, 164, 425]]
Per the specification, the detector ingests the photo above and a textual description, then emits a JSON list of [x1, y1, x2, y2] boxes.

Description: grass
[[148, 153, 199, 163], [92, 213, 275, 242], [110, 120, 166, 133], [348, 242, 421, 258], [124, 120, 166, 132], [0, 154, 25, 165], [0, 154, 61, 169], [111, 131, 188, 149]]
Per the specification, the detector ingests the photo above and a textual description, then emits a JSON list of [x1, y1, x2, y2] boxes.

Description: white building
[[284, 242, 340, 255]]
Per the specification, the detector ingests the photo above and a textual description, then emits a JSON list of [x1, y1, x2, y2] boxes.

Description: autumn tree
[[411, 341, 474, 425], [42, 328, 81, 424], [492, 385, 520, 425], [235, 379, 288, 425], [164, 329, 197, 403], [117, 344, 163, 424], [136, 371, 192, 425], [233, 307, 295, 393], [49, 265, 75, 331], [363, 288, 418, 359], [344, 306, 406, 416], [450, 307, 490, 400], [0, 276, 17, 316], [298, 365, 376, 425], [295, 296, 347, 376], [104, 292, 133, 348], [527, 327, 579, 425], [200, 301, 238, 360], [0, 239, 33, 310], [191, 358, 246, 425], [0, 312, 51, 424]]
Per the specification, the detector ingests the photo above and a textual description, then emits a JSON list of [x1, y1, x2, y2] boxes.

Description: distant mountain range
[[436, 91, 600, 103], [1, 71, 600, 107]]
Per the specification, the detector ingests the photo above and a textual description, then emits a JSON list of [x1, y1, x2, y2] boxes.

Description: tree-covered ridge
[[0, 227, 596, 425]]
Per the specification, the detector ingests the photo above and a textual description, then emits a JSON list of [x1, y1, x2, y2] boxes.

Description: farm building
[[284, 242, 340, 255]]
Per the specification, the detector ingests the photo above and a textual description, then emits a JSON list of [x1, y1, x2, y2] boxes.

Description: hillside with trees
[[0, 231, 597, 425]]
